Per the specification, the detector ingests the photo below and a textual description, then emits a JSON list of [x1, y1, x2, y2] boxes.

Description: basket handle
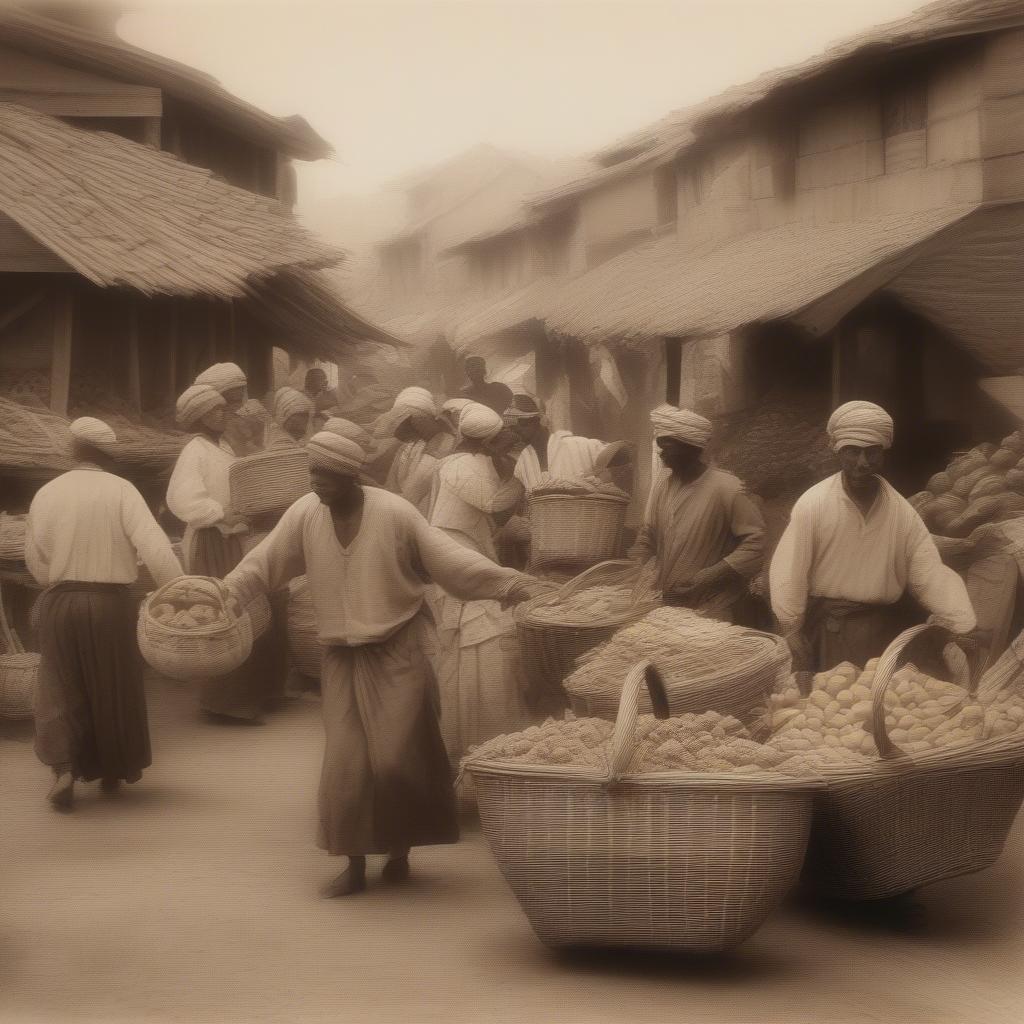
[[869, 623, 985, 759], [556, 559, 636, 601], [605, 659, 665, 784]]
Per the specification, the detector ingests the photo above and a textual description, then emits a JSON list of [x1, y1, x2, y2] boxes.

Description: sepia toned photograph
[[2, 0, 1024, 1021]]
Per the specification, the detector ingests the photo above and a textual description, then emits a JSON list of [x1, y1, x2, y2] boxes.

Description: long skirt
[[33, 582, 150, 783], [188, 528, 282, 720], [318, 611, 459, 857]]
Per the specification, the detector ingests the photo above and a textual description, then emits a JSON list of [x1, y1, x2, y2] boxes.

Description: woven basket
[[466, 662, 821, 953], [515, 561, 658, 714], [801, 624, 1024, 900], [0, 652, 39, 719], [229, 447, 310, 517], [567, 627, 791, 724], [137, 576, 253, 681], [287, 575, 322, 679], [529, 492, 628, 569]]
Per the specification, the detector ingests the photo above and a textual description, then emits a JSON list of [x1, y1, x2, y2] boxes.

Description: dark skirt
[[34, 582, 150, 783]]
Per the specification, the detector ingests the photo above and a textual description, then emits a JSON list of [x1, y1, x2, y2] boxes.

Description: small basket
[[287, 575, 322, 679], [229, 447, 310, 517], [137, 576, 253, 681], [465, 661, 822, 953], [529, 491, 628, 569], [515, 561, 658, 714], [0, 652, 40, 719], [801, 624, 1024, 900]]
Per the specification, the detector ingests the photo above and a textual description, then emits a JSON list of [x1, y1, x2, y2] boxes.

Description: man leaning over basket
[[629, 405, 765, 622], [26, 417, 183, 810], [224, 430, 551, 897]]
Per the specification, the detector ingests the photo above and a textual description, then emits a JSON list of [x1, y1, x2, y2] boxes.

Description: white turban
[[195, 362, 247, 394], [322, 417, 374, 450], [176, 384, 226, 428], [459, 402, 504, 441], [273, 387, 313, 425], [307, 431, 367, 477], [393, 386, 437, 419], [441, 398, 472, 420], [650, 404, 713, 449], [69, 416, 117, 453], [827, 401, 894, 451]]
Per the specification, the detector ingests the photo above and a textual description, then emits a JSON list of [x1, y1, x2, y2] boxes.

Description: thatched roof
[[0, 103, 342, 297], [0, 5, 331, 160]]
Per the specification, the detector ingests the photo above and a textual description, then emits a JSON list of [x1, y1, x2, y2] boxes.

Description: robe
[[513, 431, 606, 492], [631, 467, 765, 621], [226, 487, 526, 855]]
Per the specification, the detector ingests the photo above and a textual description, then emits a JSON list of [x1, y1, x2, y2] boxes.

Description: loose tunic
[[770, 473, 976, 668], [429, 454, 530, 766], [513, 431, 606, 492], [226, 488, 526, 855], [631, 467, 765, 620], [26, 467, 182, 782]]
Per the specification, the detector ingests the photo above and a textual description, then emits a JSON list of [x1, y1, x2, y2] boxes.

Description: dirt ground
[[2, 678, 1024, 1024]]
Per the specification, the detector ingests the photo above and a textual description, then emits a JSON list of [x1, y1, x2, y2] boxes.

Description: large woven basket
[[137, 576, 253, 681], [529, 491, 628, 569], [801, 624, 1024, 900], [515, 561, 658, 714], [465, 662, 822, 953], [567, 627, 791, 724], [287, 575, 322, 679], [0, 652, 39, 719], [229, 447, 310, 517]]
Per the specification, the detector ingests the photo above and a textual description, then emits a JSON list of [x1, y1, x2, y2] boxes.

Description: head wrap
[[322, 416, 374, 451], [307, 431, 367, 477], [827, 401, 894, 451], [650, 404, 713, 450], [176, 384, 226, 428], [195, 362, 247, 394], [393, 386, 437, 418], [69, 416, 117, 453], [441, 398, 472, 421], [459, 402, 504, 441], [273, 387, 313, 426], [504, 394, 543, 421]]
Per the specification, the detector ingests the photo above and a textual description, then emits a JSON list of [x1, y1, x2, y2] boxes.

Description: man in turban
[[459, 356, 514, 416], [194, 362, 266, 456], [382, 387, 454, 514], [629, 404, 765, 621], [26, 417, 183, 809], [268, 387, 313, 448], [770, 401, 977, 672], [225, 430, 548, 896]]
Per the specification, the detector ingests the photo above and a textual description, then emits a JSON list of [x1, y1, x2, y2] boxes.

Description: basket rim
[[528, 491, 630, 507]]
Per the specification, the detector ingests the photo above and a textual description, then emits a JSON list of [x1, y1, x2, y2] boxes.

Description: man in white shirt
[[26, 417, 182, 810], [770, 401, 977, 672]]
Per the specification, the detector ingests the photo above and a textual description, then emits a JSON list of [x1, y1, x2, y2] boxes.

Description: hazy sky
[[117, 0, 927, 209]]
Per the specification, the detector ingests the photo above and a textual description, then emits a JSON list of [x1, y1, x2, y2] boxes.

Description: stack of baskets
[[0, 584, 38, 720], [464, 661, 823, 952], [528, 490, 629, 571], [229, 447, 310, 517], [799, 624, 1024, 900]]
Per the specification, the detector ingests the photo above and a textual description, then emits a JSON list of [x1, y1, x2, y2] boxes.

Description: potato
[[908, 491, 934, 516], [970, 474, 1006, 501], [990, 448, 1020, 470], [976, 442, 998, 458], [927, 472, 952, 495], [1002, 431, 1024, 452], [952, 466, 990, 498], [949, 451, 986, 479], [998, 493, 1024, 520], [1005, 469, 1024, 494]]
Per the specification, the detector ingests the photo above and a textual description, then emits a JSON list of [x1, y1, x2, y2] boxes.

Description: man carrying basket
[[225, 430, 550, 897]]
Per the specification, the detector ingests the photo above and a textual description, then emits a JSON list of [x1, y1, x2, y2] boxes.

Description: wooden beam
[[50, 287, 73, 416], [127, 297, 141, 414], [141, 116, 162, 149]]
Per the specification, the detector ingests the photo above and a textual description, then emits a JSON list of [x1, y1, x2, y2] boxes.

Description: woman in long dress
[[166, 384, 278, 722], [429, 403, 530, 773]]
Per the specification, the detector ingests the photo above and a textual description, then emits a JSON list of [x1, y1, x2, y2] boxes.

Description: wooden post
[[204, 300, 218, 369], [165, 303, 178, 404], [141, 117, 161, 149], [49, 286, 73, 416], [127, 296, 142, 414]]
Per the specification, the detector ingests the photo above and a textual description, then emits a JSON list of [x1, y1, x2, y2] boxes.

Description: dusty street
[[2, 677, 1024, 1024]]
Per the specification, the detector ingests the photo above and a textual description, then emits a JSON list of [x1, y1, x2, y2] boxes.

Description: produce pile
[[763, 658, 1024, 765], [467, 710, 799, 776], [910, 431, 1024, 538], [531, 474, 629, 500], [0, 512, 26, 561], [147, 579, 238, 631], [527, 583, 644, 625]]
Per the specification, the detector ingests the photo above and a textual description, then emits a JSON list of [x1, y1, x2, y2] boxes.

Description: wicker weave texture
[[229, 448, 311, 517], [0, 652, 39, 720], [529, 493, 627, 569], [473, 773, 813, 952]]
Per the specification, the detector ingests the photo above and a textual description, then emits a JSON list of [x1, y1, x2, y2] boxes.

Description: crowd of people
[[21, 354, 987, 896]]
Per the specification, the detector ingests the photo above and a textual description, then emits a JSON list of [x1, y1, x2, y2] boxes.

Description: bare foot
[[381, 855, 410, 884], [47, 773, 75, 812], [321, 864, 366, 899]]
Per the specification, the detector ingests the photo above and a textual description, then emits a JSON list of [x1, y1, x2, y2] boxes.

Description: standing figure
[[225, 431, 546, 896], [194, 361, 262, 456], [267, 387, 313, 449], [304, 366, 342, 430], [167, 385, 277, 722], [770, 401, 977, 672], [26, 417, 182, 809], [629, 405, 765, 621], [459, 356, 514, 416], [429, 403, 529, 768], [383, 387, 453, 515]]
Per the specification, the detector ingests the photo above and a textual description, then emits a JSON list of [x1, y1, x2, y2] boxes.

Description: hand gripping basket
[[528, 490, 629, 570], [229, 447, 310, 517], [464, 661, 823, 953], [137, 576, 253, 681], [0, 652, 40, 719], [287, 575, 323, 679], [801, 624, 1024, 900], [515, 561, 659, 715]]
